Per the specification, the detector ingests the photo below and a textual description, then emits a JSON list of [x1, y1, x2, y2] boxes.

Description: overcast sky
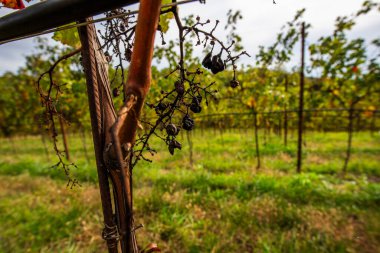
[[0, 0, 379, 74]]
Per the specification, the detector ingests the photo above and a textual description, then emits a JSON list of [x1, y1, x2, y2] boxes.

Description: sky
[[0, 0, 379, 74]]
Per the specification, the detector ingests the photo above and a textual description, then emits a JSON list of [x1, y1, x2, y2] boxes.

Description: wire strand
[[0, 0, 199, 45]]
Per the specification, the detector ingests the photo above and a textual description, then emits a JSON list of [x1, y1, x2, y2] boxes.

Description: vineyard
[[0, 0, 379, 252], [1, 130, 380, 252]]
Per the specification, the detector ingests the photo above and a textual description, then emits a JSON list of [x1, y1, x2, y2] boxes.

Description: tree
[[309, 0, 380, 173]]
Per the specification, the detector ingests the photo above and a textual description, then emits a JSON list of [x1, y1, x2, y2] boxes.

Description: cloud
[[0, 38, 35, 74]]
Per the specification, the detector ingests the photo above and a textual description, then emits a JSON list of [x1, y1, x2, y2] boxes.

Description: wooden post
[[254, 110, 261, 169], [297, 22, 305, 173], [343, 107, 354, 173], [284, 75, 288, 146]]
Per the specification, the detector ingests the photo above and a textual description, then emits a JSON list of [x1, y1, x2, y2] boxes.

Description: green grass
[[0, 130, 379, 252]]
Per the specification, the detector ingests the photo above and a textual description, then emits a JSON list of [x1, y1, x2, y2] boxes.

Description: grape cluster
[[130, 9, 249, 165], [150, 88, 199, 155]]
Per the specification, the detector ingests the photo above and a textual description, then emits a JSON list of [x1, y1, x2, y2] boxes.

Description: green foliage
[[52, 26, 81, 49], [256, 8, 310, 67], [0, 71, 40, 136], [309, 1, 380, 109], [0, 38, 91, 137]]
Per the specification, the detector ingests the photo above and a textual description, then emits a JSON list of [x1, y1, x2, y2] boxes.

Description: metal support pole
[[0, 0, 138, 43], [297, 22, 305, 173]]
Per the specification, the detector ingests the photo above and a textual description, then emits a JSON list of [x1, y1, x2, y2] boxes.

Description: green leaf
[[52, 25, 81, 48], [158, 0, 175, 33], [159, 12, 174, 33]]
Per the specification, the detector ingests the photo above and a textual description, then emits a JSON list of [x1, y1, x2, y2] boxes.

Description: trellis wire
[[193, 108, 380, 119]]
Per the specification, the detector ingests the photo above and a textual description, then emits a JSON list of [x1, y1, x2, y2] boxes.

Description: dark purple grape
[[211, 55, 225, 74], [168, 139, 182, 155], [192, 95, 202, 104], [190, 103, 202, 113], [202, 52, 213, 69], [125, 48, 132, 62], [166, 124, 179, 136], [155, 102, 167, 114], [230, 79, 240, 88], [175, 80, 185, 96], [182, 115, 194, 131], [113, 88, 120, 97]]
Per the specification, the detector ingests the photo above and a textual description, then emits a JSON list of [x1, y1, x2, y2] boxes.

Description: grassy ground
[[0, 129, 379, 252]]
